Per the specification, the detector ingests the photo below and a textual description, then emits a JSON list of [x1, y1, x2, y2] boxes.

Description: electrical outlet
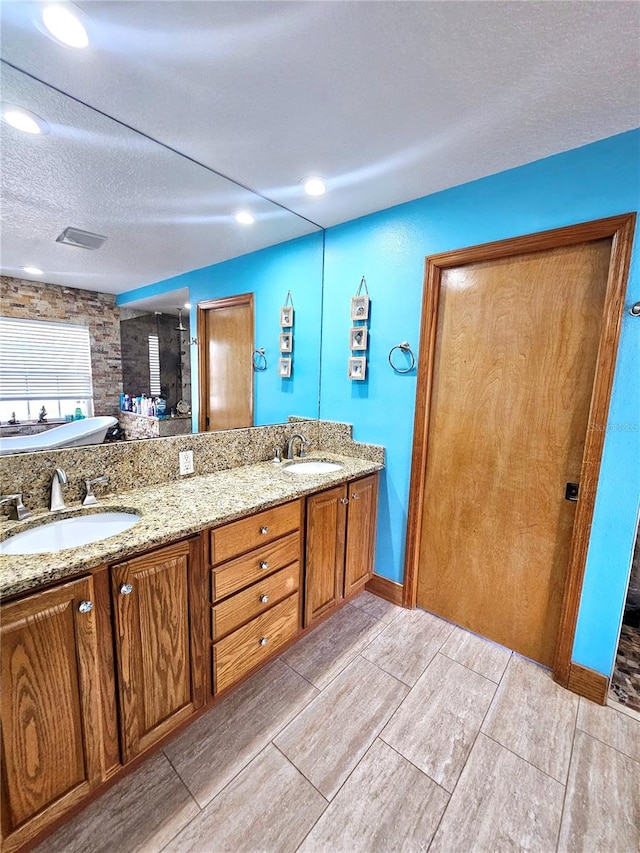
[[179, 450, 194, 476]]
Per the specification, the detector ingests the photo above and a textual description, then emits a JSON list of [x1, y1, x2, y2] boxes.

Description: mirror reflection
[[0, 63, 323, 449]]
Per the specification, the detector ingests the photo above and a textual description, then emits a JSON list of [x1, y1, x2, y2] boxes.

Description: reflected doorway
[[197, 294, 254, 431]]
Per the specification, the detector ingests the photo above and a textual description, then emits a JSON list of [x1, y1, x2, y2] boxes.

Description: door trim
[[403, 214, 636, 686], [197, 293, 254, 432]]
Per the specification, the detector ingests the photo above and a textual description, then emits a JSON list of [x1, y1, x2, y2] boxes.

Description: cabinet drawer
[[212, 562, 300, 641], [211, 531, 299, 601], [213, 593, 299, 693], [210, 500, 301, 565]]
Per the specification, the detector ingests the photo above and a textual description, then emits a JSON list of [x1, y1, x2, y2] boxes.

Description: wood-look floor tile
[[281, 603, 384, 689], [440, 624, 511, 683], [35, 753, 198, 853], [163, 745, 326, 853], [430, 733, 564, 853], [361, 607, 454, 686], [298, 739, 449, 853], [350, 590, 401, 623], [481, 654, 578, 783], [275, 656, 408, 800], [577, 697, 640, 762], [381, 652, 496, 792], [164, 658, 317, 807], [558, 730, 640, 853]]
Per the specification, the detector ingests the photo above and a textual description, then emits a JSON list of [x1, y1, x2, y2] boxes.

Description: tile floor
[[610, 622, 640, 714], [37, 592, 640, 853]]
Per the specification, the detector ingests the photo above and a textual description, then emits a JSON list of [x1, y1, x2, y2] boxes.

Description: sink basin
[[0, 512, 141, 555], [284, 460, 344, 475]]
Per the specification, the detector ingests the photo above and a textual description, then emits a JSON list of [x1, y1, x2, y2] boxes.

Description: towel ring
[[252, 348, 268, 371], [388, 342, 416, 374]]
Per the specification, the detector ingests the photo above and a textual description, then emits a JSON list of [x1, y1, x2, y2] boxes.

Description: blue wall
[[118, 231, 324, 427], [320, 130, 639, 677]]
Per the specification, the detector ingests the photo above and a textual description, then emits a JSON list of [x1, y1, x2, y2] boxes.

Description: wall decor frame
[[351, 295, 370, 321], [279, 332, 293, 353], [278, 357, 292, 378], [348, 355, 367, 380], [350, 326, 368, 351], [280, 305, 294, 327]]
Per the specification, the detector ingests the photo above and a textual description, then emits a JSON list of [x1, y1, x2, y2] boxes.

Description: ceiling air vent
[[56, 226, 107, 250]]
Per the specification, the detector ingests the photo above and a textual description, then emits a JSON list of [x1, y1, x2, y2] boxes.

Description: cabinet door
[[344, 473, 379, 596], [1, 577, 103, 852], [111, 539, 205, 762], [304, 484, 347, 627]]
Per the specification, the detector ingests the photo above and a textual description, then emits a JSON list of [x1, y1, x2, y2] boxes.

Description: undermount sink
[[284, 460, 344, 475], [0, 512, 141, 556]]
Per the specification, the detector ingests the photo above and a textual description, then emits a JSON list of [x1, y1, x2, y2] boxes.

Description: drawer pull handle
[[119, 583, 134, 596], [351, 492, 360, 500], [340, 497, 349, 505], [78, 600, 94, 614], [260, 526, 269, 535], [259, 637, 268, 646], [259, 594, 269, 604], [259, 561, 269, 570]]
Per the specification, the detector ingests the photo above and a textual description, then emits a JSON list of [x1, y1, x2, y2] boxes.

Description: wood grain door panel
[[112, 539, 203, 762], [344, 474, 379, 596], [417, 239, 612, 666], [1, 577, 103, 848], [197, 294, 254, 431], [304, 485, 347, 626]]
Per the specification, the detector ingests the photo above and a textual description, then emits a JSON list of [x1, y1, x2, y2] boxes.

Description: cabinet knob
[[259, 637, 268, 646], [78, 600, 94, 614], [259, 594, 269, 604], [260, 526, 269, 535], [340, 497, 349, 505], [259, 560, 269, 570], [119, 583, 134, 596], [351, 492, 360, 500]]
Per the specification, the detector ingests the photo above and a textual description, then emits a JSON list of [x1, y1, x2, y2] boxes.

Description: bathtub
[[0, 416, 118, 455]]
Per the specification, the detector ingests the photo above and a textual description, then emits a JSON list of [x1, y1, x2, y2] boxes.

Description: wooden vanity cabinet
[[305, 473, 379, 627], [111, 537, 206, 763], [209, 500, 303, 694], [1, 577, 104, 853]]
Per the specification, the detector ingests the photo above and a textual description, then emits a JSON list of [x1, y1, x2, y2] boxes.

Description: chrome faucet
[[50, 468, 68, 511], [286, 433, 309, 460], [0, 493, 32, 521], [83, 475, 109, 506]]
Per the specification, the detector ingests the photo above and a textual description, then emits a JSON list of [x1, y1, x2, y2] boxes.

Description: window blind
[[0, 317, 94, 401], [148, 335, 161, 396]]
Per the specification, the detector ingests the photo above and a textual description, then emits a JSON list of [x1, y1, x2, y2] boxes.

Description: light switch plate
[[179, 450, 194, 476]]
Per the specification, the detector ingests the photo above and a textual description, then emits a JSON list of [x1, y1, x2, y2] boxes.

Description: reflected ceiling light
[[184, 302, 192, 309], [235, 211, 255, 225], [303, 177, 327, 196], [42, 3, 89, 49], [22, 266, 44, 275], [1, 106, 49, 135]]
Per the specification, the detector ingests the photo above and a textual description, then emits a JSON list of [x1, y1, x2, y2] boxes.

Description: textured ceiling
[[0, 0, 638, 295]]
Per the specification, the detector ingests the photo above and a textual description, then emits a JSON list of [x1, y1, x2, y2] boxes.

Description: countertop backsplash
[[0, 419, 384, 515]]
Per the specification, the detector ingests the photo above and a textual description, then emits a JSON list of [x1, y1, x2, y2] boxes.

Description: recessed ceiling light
[[42, 3, 89, 49], [303, 177, 327, 197], [1, 106, 49, 135], [22, 266, 44, 275], [235, 211, 255, 225]]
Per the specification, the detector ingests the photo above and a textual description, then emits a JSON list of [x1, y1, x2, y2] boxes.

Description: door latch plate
[[565, 482, 580, 502]]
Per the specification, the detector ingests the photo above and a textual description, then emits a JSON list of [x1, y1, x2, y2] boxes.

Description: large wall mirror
[[0, 60, 324, 450]]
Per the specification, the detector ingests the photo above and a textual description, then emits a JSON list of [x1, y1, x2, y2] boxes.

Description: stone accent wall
[[0, 276, 122, 417]]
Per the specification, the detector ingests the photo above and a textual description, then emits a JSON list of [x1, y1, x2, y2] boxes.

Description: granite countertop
[[0, 453, 382, 599]]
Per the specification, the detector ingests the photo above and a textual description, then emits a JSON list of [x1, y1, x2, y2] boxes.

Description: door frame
[[197, 293, 254, 432], [403, 214, 636, 686]]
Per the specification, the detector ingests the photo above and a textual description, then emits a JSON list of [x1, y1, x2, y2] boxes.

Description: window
[[0, 317, 94, 422], [148, 335, 161, 396]]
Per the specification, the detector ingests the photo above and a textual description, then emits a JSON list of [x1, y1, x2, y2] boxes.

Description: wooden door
[[344, 474, 379, 596], [197, 294, 254, 431], [1, 577, 103, 852], [111, 539, 205, 762], [414, 236, 618, 667], [304, 485, 347, 626]]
